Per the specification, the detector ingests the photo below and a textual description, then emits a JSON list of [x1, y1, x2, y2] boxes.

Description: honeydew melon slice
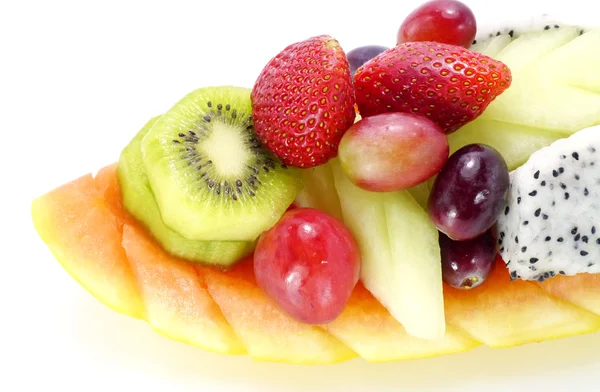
[[494, 26, 580, 71], [331, 159, 445, 341]]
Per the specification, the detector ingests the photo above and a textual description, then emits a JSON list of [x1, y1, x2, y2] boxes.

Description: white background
[[3, 0, 600, 390]]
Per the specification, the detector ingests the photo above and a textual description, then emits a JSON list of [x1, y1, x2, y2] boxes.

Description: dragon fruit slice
[[496, 125, 600, 282]]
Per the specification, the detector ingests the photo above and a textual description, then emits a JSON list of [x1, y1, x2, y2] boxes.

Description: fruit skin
[[428, 144, 509, 241], [254, 208, 361, 324], [338, 112, 449, 192], [397, 0, 477, 48], [251, 35, 356, 168], [346, 45, 389, 76], [32, 163, 600, 363], [354, 41, 512, 134]]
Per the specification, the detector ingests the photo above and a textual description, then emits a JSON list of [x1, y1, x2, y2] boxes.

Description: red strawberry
[[354, 41, 512, 134], [251, 35, 356, 168]]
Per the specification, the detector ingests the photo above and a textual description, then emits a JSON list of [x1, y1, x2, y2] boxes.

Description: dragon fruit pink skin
[[495, 125, 600, 282]]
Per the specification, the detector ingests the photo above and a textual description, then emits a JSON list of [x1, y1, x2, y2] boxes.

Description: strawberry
[[251, 35, 356, 168], [354, 41, 512, 134]]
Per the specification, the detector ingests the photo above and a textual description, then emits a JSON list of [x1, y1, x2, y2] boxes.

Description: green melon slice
[[480, 28, 600, 132], [494, 26, 580, 72], [331, 159, 445, 341], [449, 27, 600, 173], [470, 33, 513, 57]]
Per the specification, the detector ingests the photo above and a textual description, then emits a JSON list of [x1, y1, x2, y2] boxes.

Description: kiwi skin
[[141, 86, 303, 242], [118, 116, 255, 267]]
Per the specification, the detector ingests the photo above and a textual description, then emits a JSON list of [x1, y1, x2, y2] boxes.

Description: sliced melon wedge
[[322, 284, 479, 362], [534, 29, 600, 93], [444, 260, 600, 347], [448, 119, 568, 170], [32, 162, 600, 363], [470, 33, 513, 57], [481, 77, 600, 132], [31, 173, 144, 319], [494, 26, 580, 72], [199, 260, 356, 364], [122, 224, 246, 354], [537, 273, 600, 316], [478, 28, 600, 133], [331, 159, 445, 340], [294, 161, 344, 221]]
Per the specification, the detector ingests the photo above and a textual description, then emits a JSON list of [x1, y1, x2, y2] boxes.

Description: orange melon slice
[[444, 260, 600, 347], [321, 284, 479, 362], [200, 260, 357, 364], [31, 171, 144, 319], [31, 163, 600, 364], [537, 274, 600, 316], [94, 163, 134, 228], [95, 163, 245, 354], [122, 223, 245, 354]]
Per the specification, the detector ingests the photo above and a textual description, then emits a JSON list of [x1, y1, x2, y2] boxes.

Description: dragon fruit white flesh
[[495, 125, 600, 282]]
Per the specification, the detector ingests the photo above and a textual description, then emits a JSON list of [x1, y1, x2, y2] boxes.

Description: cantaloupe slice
[[444, 259, 600, 347], [199, 260, 357, 364], [122, 223, 245, 354], [94, 163, 136, 228], [537, 274, 600, 316], [96, 163, 246, 354], [31, 172, 144, 319], [32, 163, 600, 364], [321, 284, 479, 362]]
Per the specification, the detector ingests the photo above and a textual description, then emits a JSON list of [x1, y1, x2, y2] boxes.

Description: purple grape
[[346, 45, 389, 76], [439, 230, 497, 289], [428, 143, 509, 241]]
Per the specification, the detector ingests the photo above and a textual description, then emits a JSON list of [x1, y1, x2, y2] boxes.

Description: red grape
[[428, 144, 509, 241], [397, 0, 477, 48], [338, 112, 448, 192], [439, 230, 497, 289], [254, 208, 361, 324]]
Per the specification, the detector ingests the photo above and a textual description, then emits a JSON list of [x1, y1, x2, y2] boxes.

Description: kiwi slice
[[141, 86, 302, 242], [118, 116, 255, 266]]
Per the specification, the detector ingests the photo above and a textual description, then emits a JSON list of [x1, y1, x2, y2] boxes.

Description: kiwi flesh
[[118, 116, 255, 267], [141, 86, 303, 242]]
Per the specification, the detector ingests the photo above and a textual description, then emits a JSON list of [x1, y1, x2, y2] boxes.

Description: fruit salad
[[31, 0, 600, 364]]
